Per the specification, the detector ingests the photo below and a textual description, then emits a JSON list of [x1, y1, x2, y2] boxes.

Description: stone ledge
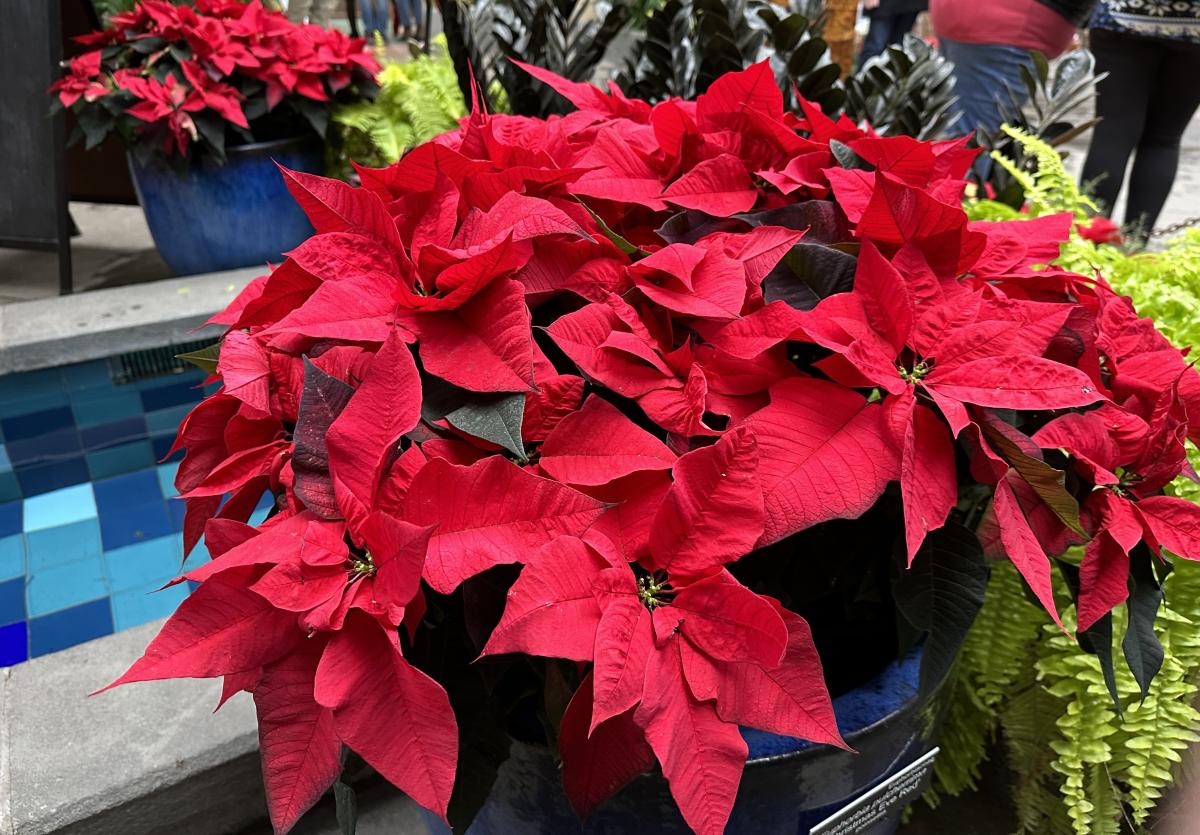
[[0, 268, 259, 376], [0, 619, 264, 835]]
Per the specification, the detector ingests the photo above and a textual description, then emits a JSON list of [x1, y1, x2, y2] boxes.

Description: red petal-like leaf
[[927, 356, 1104, 411], [314, 614, 457, 823], [650, 426, 763, 575], [1136, 496, 1200, 561], [253, 643, 341, 835], [539, 395, 676, 486], [748, 377, 898, 545], [662, 154, 757, 217], [667, 572, 787, 668], [992, 479, 1062, 626], [405, 456, 607, 593]]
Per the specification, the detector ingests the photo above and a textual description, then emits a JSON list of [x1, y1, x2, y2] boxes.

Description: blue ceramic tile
[[0, 472, 19, 504], [98, 500, 173, 551], [22, 483, 97, 531], [81, 417, 147, 452], [0, 445, 10, 472], [112, 582, 188, 632], [167, 499, 186, 533], [0, 502, 20, 538], [70, 389, 143, 428], [94, 469, 162, 511], [249, 506, 271, 527], [1, 407, 74, 443], [26, 519, 103, 572], [27, 555, 108, 617], [156, 462, 180, 498], [182, 537, 209, 571], [104, 536, 183, 593], [29, 598, 113, 657], [0, 368, 63, 401], [0, 578, 25, 626], [0, 621, 27, 666], [152, 434, 180, 463], [0, 536, 25, 581], [0, 392, 70, 421], [6, 428, 82, 467], [146, 404, 194, 437], [140, 380, 203, 412], [86, 440, 156, 481], [60, 359, 112, 390], [15, 457, 89, 497]]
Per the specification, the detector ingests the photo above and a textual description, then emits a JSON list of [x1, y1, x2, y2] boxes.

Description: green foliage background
[[929, 128, 1200, 834]]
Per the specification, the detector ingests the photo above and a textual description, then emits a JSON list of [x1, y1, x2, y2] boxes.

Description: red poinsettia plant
[[51, 0, 378, 164], [105, 61, 1200, 835]]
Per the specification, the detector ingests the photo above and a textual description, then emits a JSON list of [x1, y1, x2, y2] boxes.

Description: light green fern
[[332, 36, 467, 173]]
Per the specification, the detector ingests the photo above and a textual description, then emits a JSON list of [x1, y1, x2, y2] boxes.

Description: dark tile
[[0, 621, 27, 666], [139, 380, 205, 412], [86, 441, 156, 481], [81, 416, 148, 452], [6, 427, 83, 467], [98, 500, 173, 551], [60, 359, 113, 391], [15, 458, 89, 497], [0, 471, 20, 504], [95, 469, 162, 511], [0, 578, 24, 626], [1, 406, 74, 442], [0, 502, 20, 538], [152, 434, 181, 463], [29, 598, 113, 657]]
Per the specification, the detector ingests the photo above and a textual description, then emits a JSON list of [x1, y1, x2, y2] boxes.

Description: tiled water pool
[[0, 354, 265, 664]]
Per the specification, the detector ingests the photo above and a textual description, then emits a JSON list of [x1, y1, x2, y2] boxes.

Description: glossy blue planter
[[128, 136, 321, 276], [423, 650, 946, 834]]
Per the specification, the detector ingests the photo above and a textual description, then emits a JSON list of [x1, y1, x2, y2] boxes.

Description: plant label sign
[[809, 747, 940, 835]]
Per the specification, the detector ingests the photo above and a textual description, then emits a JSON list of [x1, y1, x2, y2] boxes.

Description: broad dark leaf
[[177, 341, 221, 375], [294, 358, 355, 520], [735, 200, 849, 243], [656, 210, 744, 245], [446, 394, 528, 461], [762, 242, 857, 311], [1061, 559, 1123, 714], [1122, 546, 1164, 700], [893, 521, 988, 696], [334, 779, 358, 835], [979, 419, 1086, 537]]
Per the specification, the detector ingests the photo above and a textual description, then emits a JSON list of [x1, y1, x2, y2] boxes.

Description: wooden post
[[823, 0, 860, 77]]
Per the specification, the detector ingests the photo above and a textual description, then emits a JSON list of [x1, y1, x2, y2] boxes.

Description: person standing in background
[[360, 0, 391, 41], [392, 0, 424, 40], [930, 0, 1096, 137], [1080, 1, 1200, 240], [860, 0, 929, 65], [286, 0, 342, 27]]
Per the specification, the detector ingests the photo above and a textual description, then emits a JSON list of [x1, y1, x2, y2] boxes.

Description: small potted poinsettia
[[52, 0, 379, 276], [104, 61, 1200, 835]]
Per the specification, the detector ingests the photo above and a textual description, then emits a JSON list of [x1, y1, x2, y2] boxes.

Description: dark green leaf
[[736, 200, 849, 243], [446, 394, 527, 461], [176, 341, 221, 374], [893, 522, 989, 697], [1122, 546, 1164, 700], [1081, 612, 1122, 715], [656, 210, 743, 245], [334, 780, 358, 835], [762, 242, 857, 311]]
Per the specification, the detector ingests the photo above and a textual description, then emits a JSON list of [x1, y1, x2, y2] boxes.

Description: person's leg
[[939, 38, 1035, 139], [886, 12, 920, 48], [1079, 28, 1157, 221], [362, 0, 388, 38], [860, 15, 897, 64], [1123, 39, 1200, 233]]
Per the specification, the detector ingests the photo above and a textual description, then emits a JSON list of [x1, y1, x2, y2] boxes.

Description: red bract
[[52, 0, 378, 159], [108, 61, 1200, 835]]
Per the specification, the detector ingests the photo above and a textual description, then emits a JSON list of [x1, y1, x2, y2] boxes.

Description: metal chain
[[1151, 214, 1200, 239]]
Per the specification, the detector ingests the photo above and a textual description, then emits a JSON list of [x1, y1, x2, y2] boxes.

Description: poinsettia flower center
[[897, 359, 932, 384], [635, 568, 675, 611], [347, 551, 376, 580]]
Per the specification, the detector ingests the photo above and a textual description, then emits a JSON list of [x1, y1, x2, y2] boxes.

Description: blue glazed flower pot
[[128, 136, 322, 276], [423, 650, 945, 834]]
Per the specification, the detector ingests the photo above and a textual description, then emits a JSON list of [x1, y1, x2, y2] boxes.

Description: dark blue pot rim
[[743, 650, 945, 769]]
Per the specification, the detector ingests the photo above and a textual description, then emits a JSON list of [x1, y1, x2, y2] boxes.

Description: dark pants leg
[[1082, 27, 1200, 233], [861, 12, 921, 64]]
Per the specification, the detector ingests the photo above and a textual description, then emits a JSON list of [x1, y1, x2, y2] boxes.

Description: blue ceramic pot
[[423, 650, 945, 834], [128, 136, 322, 276]]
